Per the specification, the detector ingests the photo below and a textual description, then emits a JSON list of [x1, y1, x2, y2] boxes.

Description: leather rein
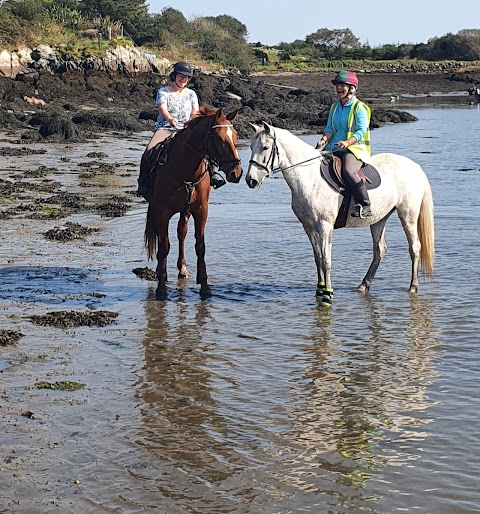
[[180, 119, 240, 215], [249, 133, 323, 176]]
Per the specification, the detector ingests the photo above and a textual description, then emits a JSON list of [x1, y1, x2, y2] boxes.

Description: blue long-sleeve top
[[324, 97, 369, 152]]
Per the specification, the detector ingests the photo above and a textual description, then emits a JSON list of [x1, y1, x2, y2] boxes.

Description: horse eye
[[262, 146, 269, 151]]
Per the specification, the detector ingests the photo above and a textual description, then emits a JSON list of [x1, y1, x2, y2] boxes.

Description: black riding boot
[[137, 149, 151, 200], [351, 181, 372, 218], [210, 170, 226, 189]]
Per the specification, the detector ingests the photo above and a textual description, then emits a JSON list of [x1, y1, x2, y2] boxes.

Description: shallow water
[[1, 104, 480, 513]]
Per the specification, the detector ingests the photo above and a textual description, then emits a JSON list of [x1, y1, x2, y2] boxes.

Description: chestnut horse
[[145, 106, 243, 299]]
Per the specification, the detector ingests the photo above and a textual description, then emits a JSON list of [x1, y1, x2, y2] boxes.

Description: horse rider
[[315, 71, 372, 218], [137, 61, 226, 200]]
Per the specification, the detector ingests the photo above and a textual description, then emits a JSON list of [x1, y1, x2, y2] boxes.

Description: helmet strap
[[173, 75, 188, 89]]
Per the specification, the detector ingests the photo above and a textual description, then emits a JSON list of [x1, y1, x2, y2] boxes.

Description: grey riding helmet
[[173, 62, 193, 77]]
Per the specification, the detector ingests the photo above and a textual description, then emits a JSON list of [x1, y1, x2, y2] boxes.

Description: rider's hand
[[168, 117, 177, 127], [315, 139, 326, 150], [337, 140, 349, 149]]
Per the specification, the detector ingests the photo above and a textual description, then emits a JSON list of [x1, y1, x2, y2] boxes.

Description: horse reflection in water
[[136, 298, 254, 509], [284, 295, 439, 503], [246, 122, 435, 306], [145, 106, 242, 300]]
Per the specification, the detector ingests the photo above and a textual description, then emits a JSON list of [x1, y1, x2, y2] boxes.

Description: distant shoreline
[[251, 70, 480, 99]]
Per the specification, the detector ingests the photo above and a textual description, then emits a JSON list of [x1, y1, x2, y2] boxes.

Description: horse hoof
[[200, 285, 212, 299], [357, 284, 369, 293], [155, 286, 168, 300], [317, 288, 333, 307], [320, 296, 333, 308]]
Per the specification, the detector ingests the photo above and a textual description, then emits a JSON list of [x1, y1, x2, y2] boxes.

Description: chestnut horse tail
[[418, 178, 435, 278], [144, 207, 158, 260]]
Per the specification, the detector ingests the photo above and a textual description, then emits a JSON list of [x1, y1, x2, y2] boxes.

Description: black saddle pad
[[320, 154, 381, 194], [319, 154, 382, 229]]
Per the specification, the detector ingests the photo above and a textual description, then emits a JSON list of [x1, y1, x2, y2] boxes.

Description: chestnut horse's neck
[[169, 115, 212, 178]]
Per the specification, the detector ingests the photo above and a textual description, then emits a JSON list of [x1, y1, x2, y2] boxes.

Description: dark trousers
[[338, 150, 363, 186]]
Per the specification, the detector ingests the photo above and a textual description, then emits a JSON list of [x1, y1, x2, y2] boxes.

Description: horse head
[[246, 121, 279, 189], [207, 108, 243, 183]]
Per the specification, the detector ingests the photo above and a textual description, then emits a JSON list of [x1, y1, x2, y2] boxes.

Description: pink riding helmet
[[331, 71, 359, 88]]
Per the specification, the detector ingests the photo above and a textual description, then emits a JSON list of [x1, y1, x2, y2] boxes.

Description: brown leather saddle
[[147, 132, 176, 173], [320, 154, 381, 228]]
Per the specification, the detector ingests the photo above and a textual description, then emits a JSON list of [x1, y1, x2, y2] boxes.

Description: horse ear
[[215, 108, 224, 120], [226, 109, 239, 121], [262, 121, 272, 134], [249, 122, 261, 133]]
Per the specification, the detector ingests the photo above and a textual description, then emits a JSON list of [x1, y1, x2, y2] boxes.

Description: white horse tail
[[418, 179, 435, 277]]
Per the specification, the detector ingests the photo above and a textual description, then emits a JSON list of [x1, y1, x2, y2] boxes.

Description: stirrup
[[351, 203, 372, 218]]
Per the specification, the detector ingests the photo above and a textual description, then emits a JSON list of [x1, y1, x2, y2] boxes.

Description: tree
[[191, 16, 253, 71], [79, 0, 149, 42], [305, 28, 360, 59], [204, 14, 248, 41], [147, 7, 189, 46]]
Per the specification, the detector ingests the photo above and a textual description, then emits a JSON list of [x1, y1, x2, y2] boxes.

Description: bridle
[[178, 116, 241, 216], [184, 118, 241, 174], [249, 132, 323, 177], [208, 124, 242, 173], [248, 133, 280, 177]]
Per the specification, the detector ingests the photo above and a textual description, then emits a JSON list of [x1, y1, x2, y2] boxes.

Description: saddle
[[319, 154, 381, 228], [148, 132, 176, 173]]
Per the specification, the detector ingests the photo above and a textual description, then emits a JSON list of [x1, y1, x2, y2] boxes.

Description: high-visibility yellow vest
[[330, 98, 371, 160]]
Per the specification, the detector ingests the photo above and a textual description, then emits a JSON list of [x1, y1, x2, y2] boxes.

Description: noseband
[[208, 124, 241, 173], [184, 118, 241, 173], [249, 134, 280, 176]]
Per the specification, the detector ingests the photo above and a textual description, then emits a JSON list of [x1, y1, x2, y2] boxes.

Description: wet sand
[[0, 131, 149, 512], [1, 76, 479, 511]]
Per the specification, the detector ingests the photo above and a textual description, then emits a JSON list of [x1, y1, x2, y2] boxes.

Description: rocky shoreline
[[1, 45, 479, 142]]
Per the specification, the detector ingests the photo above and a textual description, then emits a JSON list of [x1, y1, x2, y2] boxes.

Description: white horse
[[246, 122, 434, 306]]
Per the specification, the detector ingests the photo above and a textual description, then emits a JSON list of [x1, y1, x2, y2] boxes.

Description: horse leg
[[304, 226, 325, 297], [155, 222, 171, 300], [193, 210, 211, 298], [358, 217, 389, 292], [318, 221, 334, 307], [177, 213, 190, 279], [399, 216, 421, 293]]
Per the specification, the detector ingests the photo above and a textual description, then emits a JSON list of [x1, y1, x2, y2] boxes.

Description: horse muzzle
[[220, 159, 243, 183]]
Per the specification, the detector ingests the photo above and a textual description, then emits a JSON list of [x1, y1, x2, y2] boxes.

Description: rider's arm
[[351, 104, 369, 143]]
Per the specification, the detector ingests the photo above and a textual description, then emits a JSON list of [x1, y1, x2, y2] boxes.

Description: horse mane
[[186, 104, 217, 129]]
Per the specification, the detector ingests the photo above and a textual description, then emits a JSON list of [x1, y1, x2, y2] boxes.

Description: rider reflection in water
[[137, 61, 225, 200], [315, 71, 373, 218]]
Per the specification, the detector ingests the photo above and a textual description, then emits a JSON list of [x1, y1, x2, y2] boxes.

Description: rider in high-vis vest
[[315, 71, 372, 218]]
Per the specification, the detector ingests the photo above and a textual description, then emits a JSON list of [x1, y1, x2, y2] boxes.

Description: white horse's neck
[[275, 128, 323, 190]]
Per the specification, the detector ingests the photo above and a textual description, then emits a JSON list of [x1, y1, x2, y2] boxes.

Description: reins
[[183, 120, 241, 173], [175, 117, 240, 216], [249, 134, 326, 176], [180, 168, 209, 216]]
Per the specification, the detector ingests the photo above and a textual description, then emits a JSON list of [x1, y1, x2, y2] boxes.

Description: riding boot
[[210, 169, 226, 189], [351, 181, 372, 218], [137, 149, 152, 200]]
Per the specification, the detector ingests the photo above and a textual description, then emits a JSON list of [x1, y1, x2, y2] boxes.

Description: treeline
[[276, 28, 480, 62], [1, 0, 479, 71]]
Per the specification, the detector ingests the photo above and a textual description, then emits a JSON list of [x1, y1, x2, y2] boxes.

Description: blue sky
[[148, 0, 476, 47]]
